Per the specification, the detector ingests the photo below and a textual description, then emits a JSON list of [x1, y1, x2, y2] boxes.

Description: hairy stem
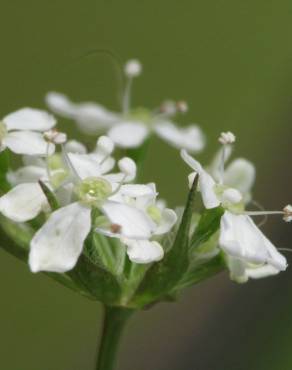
[[96, 305, 134, 370]]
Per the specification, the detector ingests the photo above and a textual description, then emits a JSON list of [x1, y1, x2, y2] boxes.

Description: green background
[[0, 0, 292, 369]]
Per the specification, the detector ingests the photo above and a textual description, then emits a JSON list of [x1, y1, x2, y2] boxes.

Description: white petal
[[226, 256, 248, 283], [5, 131, 55, 156], [181, 149, 203, 172], [7, 166, 47, 185], [224, 158, 256, 195], [29, 202, 91, 273], [208, 145, 233, 182], [155, 208, 178, 235], [219, 211, 287, 270], [88, 153, 115, 175], [245, 264, 280, 279], [181, 150, 219, 209], [75, 103, 118, 134], [124, 239, 164, 264], [155, 122, 205, 152], [102, 201, 156, 239], [0, 183, 47, 222], [199, 171, 221, 209], [108, 122, 149, 148], [45, 92, 78, 118], [67, 153, 102, 179], [3, 108, 56, 131], [65, 140, 87, 154], [118, 184, 156, 198]]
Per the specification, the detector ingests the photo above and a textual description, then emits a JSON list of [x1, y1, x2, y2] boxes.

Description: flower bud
[[219, 131, 236, 145], [97, 136, 114, 155], [124, 59, 142, 78], [118, 157, 136, 179], [44, 129, 67, 144]]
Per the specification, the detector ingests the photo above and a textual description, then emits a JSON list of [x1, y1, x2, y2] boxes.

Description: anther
[[218, 131, 236, 145]]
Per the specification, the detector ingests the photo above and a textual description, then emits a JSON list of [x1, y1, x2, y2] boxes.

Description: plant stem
[[96, 305, 134, 370]]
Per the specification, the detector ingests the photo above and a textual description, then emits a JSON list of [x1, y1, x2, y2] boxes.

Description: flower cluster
[[0, 59, 290, 308]]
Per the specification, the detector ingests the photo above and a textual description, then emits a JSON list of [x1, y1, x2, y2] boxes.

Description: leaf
[[174, 254, 225, 291], [38, 180, 59, 211], [190, 206, 224, 252], [130, 176, 199, 308], [0, 149, 10, 193]]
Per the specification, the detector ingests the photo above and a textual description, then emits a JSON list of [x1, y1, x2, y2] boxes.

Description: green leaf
[[190, 206, 224, 252], [173, 254, 225, 291], [38, 180, 59, 211], [130, 176, 199, 308], [0, 149, 10, 193]]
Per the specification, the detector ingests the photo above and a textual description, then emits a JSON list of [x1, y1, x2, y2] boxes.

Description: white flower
[[181, 146, 288, 281], [98, 183, 178, 264], [0, 108, 56, 155], [45, 60, 205, 152]]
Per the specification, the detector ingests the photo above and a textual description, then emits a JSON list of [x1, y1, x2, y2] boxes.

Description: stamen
[[218, 131, 236, 184], [122, 59, 142, 114]]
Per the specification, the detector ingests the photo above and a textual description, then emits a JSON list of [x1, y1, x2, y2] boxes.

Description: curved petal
[[102, 201, 156, 239], [219, 211, 287, 270], [124, 239, 164, 264], [224, 158, 256, 195], [199, 171, 220, 209], [180, 149, 203, 173], [118, 184, 156, 198], [0, 183, 47, 222], [155, 208, 178, 235], [181, 150, 219, 209], [5, 131, 55, 156], [155, 121, 205, 152], [3, 108, 56, 132], [29, 202, 91, 273], [7, 166, 47, 185], [245, 264, 280, 279], [108, 122, 149, 148]]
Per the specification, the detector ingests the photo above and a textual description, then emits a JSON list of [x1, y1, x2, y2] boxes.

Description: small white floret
[[124, 59, 142, 78], [219, 131, 236, 145]]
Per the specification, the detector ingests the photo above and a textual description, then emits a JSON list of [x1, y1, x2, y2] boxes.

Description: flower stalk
[[96, 305, 134, 370]]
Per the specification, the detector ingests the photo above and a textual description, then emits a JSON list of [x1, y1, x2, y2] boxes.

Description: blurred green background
[[0, 0, 292, 369]]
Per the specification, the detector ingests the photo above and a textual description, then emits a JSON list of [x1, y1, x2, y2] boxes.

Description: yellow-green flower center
[[147, 205, 162, 224], [75, 177, 112, 206]]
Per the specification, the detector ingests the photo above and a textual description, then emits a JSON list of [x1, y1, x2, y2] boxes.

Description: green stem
[[96, 305, 134, 370]]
